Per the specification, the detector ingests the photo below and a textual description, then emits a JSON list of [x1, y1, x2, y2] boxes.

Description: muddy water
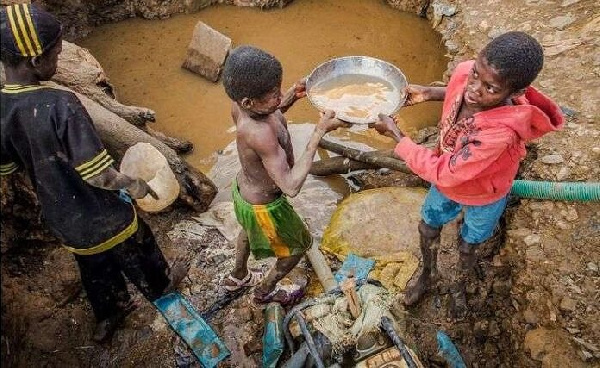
[[80, 0, 447, 171], [310, 74, 399, 122]]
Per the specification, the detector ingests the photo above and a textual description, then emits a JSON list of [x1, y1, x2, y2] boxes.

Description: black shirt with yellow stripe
[[1, 84, 137, 254]]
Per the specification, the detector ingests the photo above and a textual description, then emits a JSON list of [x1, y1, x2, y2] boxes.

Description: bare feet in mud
[[92, 300, 138, 343], [164, 255, 191, 294], [404, 272, 430, 306]]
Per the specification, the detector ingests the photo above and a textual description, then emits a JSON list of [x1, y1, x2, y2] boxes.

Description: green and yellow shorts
[[232, 180, 312, 260]]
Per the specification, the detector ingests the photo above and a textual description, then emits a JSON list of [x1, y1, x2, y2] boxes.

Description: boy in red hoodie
[[372, 31, 564, 317]]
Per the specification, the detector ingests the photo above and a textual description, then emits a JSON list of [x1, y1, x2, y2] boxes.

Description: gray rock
[[586, 262, 598, 273], [540, 154, 564, 164], [556, 166, 570, 180], [549, 15, 576, 30], [182, 21, 232, 82], [561, 0, 581, 6], [524, 234, 541, 246], [523, 308, 539, 324], [559, 296, 577, 312]]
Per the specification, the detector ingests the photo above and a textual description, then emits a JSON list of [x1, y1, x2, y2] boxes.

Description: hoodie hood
[[478, 86, 565, 141]]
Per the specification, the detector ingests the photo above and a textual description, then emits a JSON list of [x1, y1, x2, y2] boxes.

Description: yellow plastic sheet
[[321, 187, 427, 290]]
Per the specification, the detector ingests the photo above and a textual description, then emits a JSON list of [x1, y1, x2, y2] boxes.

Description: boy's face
[[244, 85, 282, 115], [33, 39, 62, 81], [464, 54, 516, 109]]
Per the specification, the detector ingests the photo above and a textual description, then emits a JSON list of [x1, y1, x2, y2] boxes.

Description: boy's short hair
[[481, 31, 543, 91], [0, 4, 62, 66], [223, 46, 283, 101]]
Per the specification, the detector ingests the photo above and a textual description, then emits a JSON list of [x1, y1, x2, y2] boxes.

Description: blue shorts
[[421, 186, 508, 244]]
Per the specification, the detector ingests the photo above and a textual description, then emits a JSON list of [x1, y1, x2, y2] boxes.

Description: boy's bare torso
[[233, 104, 295, 204]]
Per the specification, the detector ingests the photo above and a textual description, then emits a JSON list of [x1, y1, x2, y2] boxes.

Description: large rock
[[182, 21, 231, 82]]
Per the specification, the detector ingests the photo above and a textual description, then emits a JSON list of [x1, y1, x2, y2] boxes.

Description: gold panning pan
[[306, 56, 408, 124]]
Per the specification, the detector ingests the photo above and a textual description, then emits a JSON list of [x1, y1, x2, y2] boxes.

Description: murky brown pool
[[80, 0, 447, 171]]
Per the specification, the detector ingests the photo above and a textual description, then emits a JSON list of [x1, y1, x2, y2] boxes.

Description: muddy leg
[[404, 220, 441, 306], [254, 254, 304, 303], [449, 238, 477, 319], [231, 231, 251, 280]]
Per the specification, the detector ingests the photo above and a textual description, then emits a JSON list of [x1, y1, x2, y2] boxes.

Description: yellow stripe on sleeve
[[80, 155, 114, 181], [0, 162, 19, 175], [75, 149, 108, 172], [21, 4, 43, 55], [12, 4, 37, 57], [6, 6, 28, 56], [254, 206, 290, 258]]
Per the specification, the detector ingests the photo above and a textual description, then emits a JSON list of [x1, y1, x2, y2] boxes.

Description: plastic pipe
[[511, 180, 600, 202]]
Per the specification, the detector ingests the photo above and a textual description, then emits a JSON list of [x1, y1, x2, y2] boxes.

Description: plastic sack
[[153, 292, 230, 368], [120, 142, 179, 212]]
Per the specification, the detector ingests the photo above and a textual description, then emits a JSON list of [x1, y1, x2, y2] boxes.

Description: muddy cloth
[[394, 60, 564, 206], [1, 85, 136, 254], [232, 179, 312, 260], [75, 218, 170, 321]]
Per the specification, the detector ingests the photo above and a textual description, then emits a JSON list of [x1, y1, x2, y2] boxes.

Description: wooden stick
[[318, 138, 412, 174], [340, 277, 361, 318]]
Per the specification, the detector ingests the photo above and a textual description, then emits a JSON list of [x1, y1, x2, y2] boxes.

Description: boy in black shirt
[[0, 4, 189, 342]]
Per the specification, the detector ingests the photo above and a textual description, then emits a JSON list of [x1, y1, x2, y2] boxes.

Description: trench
[[79, 0, 448, 172]]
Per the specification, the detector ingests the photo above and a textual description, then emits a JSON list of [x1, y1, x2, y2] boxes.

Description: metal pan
[[306, 56, 408, 124]]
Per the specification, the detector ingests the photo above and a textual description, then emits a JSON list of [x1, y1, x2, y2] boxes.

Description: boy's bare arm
[[248, 111, 345, 197], [279, 78, 307, 114], [404, 85, 446, 106]]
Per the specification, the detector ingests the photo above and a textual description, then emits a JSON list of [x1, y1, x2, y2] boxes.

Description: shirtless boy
[[221, 46, 346, 305]]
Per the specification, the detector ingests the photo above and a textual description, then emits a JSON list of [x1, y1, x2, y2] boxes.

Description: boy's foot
[[92, 301, 137, 343], [404, 272, 430, 306], [164, 256, 191, 294], [223, 270, 263, 292], [254, 284, 304, 306]]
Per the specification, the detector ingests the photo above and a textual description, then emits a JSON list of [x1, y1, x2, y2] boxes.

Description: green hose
[[511, 180, 600, 202]]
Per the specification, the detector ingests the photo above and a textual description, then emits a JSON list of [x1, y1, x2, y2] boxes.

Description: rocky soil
[[1, 0, 599, 367]]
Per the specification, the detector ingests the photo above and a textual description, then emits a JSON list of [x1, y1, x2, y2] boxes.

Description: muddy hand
[[369, 113, 404, 141], [318, 110, 350, 132], [403, 84, 429, 106], [293, 77, 307, 100], [129, 178, 159, 199]]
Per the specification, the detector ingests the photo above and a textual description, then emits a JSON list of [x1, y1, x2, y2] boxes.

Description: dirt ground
[[1, 0, 599, 367]]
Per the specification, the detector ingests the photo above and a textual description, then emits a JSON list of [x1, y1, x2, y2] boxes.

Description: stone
[[182, 21, 232, 82], [586, 262, 598, 273], [524, 234, 541, 246], [524, 308, 539, 324], [540, 154, 564, 164], [526, 246, 544, 263], [561, 0, 581, 6], [578, 349, 593, 361], [559, 297, 577, 312], [562, 207, 578, 222], [556, 166, 570, 180], [549, 15, 576, 30]]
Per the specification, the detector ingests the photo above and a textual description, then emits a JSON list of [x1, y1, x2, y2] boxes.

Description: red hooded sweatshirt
[[394, 60, 564, 206]]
